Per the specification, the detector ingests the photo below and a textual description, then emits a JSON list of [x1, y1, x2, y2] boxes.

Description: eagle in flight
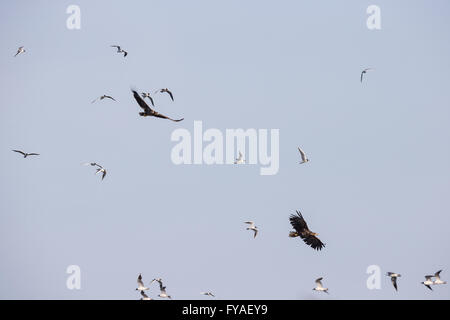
[[289, 210, 325, 251], [131, 90, 183, 122]]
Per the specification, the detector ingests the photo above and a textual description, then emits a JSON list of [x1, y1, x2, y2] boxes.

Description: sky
[[0, 0, 449, 300]]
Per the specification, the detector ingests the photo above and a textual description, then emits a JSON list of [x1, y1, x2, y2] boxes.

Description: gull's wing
[[148, 95, 155, 107], [166, 90, 174, 101], [434, 270, 442, 279], [315, 278, 324, 288], [425, 284, 433, 291], [360, 71, 364, 83], [391, 277, 398, 291], [425, 275, 433, 281], [102, 170, 107, 180], [12, 150, 26, 156], [244, 221, 254, 228], [253, 229, 258, 238], [123, 51, 128, 57], [27, 153, 39, 156], [137, 274, 145, 287], [86, 162, 102, 168], [132, 90, 153, 113], [159, 283, 167, 294], [111, 45, 121, 50], [104, 95, 116, 101], [91, 97, 99, 103], [298, 147, 307, 162], [140, 291, 149, 299]]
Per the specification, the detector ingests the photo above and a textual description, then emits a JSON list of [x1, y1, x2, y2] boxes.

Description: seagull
[[111, 45, 128, 57], [360, 68, 374, 83], [421, 275, 434, 291], [131, 89, 183, 122], [433, 270, 447, 285], [84, 162, 107, 180], [289, 210, 325, 251], [136, 274, 149, 292], [234, 151, 245, 164], [201, 292, 215, 297], [298, 147, 309, 164], [155, 88, 174, 101], [158, 282, 172, 299], [244, 221, 258, 238], [140, 291, 152, 300], [386, 272, 401, 291], [91, 95, 116, 103], [12, 150, 39, 158], [14, 46, 25, 57], [141, 92, 155, 107], [313, 277, 329, 294]]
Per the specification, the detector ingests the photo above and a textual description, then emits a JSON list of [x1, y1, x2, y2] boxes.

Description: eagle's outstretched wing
[[132, 90, 153, 113], [289, 210, 309, 232]]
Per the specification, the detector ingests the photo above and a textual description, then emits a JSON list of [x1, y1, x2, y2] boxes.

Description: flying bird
[[234, 151, 245, 164], [298, 147, 309, 164], [360, 68, 374, 83], [289, 210, 325, 250], [12, 150, 39, 158], [91, 95, 116, 103], [84, 162, 107, 180], [111, 45, 128, 57], [155, 88, 174, 101], [386, 272, 401, 291], [313, 277, 329, 294], [158, 282, 172, 299], [136, 274, 149, 292], [244, 221, 258, 238], [433, 270, 447, 285], [141, 92, 155, 107], [201, 292, 215, 298], [14, 46, 25, 57], [131, 89, 183, 122], [421, 275, 434, 291]]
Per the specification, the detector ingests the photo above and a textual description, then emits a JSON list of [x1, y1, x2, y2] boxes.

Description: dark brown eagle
[[131, 90, 183, 122], [289, 210, 325, 251]]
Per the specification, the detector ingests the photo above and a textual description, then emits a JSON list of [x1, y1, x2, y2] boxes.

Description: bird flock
[[11, 42, 447, 300]]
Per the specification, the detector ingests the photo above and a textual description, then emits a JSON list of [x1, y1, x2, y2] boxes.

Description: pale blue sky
[[1, 0, 449, 299]]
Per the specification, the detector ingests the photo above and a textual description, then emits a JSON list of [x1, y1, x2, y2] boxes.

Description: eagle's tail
[[289, 231, 298, 238]]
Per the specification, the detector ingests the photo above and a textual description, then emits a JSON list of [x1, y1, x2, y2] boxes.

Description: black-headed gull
[[244, 221, 258, 238], [313, 277, 328, 294], [12, 150, 39, 158], [386, 272, 401, 291]]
